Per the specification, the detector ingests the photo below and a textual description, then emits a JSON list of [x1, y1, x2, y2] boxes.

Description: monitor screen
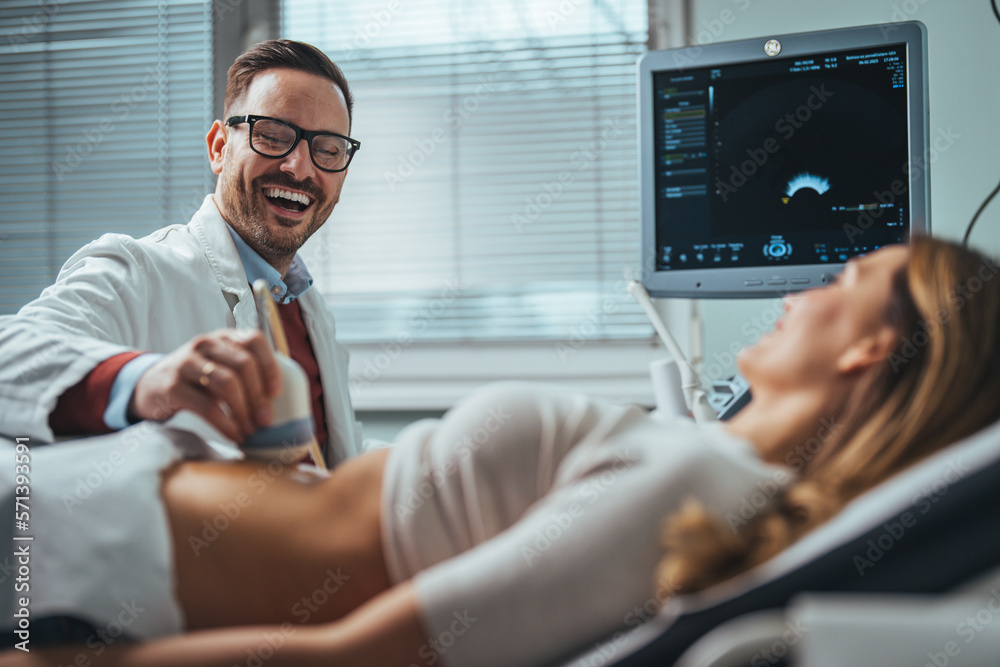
[[638, 22, 929, 298]]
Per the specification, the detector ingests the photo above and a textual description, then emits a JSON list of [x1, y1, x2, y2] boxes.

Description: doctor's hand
[[128, 329, 282, 442]]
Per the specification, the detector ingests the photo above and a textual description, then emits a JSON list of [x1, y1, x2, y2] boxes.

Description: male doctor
[[0, 40, 363, 465]]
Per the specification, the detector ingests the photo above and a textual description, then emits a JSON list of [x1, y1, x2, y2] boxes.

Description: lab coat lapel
[[188, 196, 258, 329], [297, 288, 361, 464]]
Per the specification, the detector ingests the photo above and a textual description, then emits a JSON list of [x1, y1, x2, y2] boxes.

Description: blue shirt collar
[[225, 224, 314, 304]]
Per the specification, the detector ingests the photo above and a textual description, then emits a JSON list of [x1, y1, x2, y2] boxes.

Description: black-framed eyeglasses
[[225, 115, 360, 173]]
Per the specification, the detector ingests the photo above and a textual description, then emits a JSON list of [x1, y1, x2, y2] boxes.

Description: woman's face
[[738, 245, 909, 394]]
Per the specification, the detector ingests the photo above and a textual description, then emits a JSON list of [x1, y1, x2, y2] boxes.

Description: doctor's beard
[[220, 167, 335, 264]]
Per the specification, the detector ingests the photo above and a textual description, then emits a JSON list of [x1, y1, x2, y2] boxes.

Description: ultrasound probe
[[249, 279, 327, 468]]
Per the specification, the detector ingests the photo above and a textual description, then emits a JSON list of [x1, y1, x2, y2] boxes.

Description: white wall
[[690, 0, 1000, 380]]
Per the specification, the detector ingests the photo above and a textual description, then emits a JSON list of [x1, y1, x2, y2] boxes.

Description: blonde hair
[[658, 236, 1000, 595]]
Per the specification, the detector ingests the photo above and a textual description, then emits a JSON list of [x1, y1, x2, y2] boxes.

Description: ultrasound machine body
[[633, 22, 930, 419]]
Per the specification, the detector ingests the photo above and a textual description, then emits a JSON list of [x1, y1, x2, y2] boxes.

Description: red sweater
[[277, 298, 328, 450]]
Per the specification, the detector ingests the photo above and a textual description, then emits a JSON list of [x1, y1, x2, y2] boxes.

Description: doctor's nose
[[278, 139, 316, 180]]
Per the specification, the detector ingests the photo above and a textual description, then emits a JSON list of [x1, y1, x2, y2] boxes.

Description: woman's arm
[[1, 583, 429, 667]]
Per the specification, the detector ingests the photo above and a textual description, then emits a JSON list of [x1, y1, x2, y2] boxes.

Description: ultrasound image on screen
[[653, 45, 911, 271], [711, 71, 907, 235]]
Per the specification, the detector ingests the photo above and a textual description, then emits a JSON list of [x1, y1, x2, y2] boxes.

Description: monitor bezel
[[637, 21, 930, 299]]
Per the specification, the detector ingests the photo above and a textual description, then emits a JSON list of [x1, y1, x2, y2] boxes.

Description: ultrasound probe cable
[[628, 280, 718, 422]]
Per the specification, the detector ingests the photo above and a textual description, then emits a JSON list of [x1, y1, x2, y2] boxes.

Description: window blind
[[282, 0, 654, 343], [0, 0, 213, 315]]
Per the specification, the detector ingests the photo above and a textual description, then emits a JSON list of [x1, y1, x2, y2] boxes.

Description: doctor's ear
[[206, 120, 228, 175]]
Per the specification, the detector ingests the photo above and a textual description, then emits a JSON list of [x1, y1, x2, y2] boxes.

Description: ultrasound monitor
[[638, 21, 929, 298]]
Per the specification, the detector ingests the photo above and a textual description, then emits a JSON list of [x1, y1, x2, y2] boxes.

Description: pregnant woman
[[6, 236, 1000, 667]]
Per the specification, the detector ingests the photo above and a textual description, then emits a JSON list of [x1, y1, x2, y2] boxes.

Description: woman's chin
[[734, 345, 760, 385]]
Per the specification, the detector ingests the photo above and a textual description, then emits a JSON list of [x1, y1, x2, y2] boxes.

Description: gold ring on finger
[[199, 361, 217, 387]]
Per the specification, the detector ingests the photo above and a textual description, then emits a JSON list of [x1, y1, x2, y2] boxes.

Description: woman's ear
[[837, 327, 899, 374], [206, 120, 228, 175]]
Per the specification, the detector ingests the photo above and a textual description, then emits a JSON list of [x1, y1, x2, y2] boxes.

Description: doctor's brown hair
[[224, 39, 354, 126], [657, 236, 1000, 595]]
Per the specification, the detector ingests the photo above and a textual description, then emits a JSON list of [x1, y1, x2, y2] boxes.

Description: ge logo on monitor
[[764, 39, 781, 56]]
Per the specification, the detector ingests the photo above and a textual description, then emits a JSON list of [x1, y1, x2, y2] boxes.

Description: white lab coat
[[0, 195, 362, 463]]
